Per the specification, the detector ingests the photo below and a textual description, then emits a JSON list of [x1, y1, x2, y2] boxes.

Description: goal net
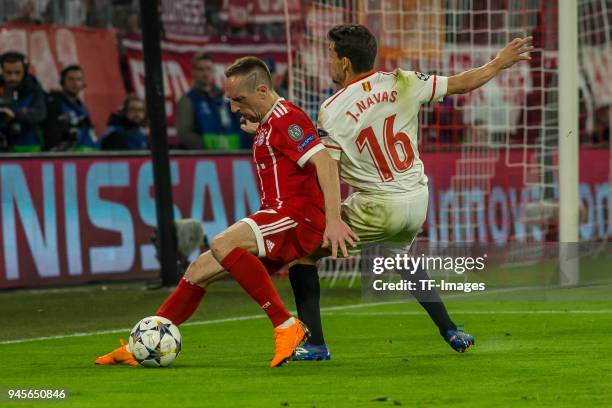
[[286, 0, 611, 284]]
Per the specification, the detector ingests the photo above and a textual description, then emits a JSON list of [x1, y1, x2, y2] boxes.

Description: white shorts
[[342, 185, 428, 248]]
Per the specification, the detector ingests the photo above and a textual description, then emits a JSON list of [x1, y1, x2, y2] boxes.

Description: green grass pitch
[[1, 279, 611, 407]]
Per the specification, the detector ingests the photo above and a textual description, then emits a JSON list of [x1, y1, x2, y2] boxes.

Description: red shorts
[[240, 209, 324, 273]]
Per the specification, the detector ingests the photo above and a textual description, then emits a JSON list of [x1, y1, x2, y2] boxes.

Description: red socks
[[155, 278, 206, 326], [220, 248, 291, 327], [155, 248, 291, 327]]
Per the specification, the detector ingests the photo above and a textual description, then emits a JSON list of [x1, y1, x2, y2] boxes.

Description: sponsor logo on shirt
[[288, 124, 304, 141], [297, 134, 316, 152]]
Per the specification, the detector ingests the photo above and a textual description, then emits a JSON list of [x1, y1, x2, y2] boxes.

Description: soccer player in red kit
[[95, 56, 357, 368], [208, 57, 357, 367]]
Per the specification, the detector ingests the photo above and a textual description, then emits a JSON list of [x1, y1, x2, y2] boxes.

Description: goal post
[[558, 1, 580, 285]]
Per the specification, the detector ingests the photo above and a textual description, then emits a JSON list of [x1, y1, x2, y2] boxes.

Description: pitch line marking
[[0, 300, 406, 345], [325, 309, 612, 316], [2, 300, 610, 345]]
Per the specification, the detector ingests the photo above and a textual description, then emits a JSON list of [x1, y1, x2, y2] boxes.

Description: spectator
[[2, 0, 47, 24], [51, 0, 86, 27], [44, 64, 97, 151], [176, 52, 246, 149], [0, 51, 46, 152], [98, 94, 148, 150]]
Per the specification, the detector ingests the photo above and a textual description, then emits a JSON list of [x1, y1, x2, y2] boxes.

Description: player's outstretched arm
[[309, 150, 359, 258], [446, 36, 533, 95]]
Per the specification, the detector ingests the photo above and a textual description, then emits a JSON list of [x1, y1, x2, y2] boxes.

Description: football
[[128, 316, 182, 367]]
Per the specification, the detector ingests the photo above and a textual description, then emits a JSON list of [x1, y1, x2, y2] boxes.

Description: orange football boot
[[270, 318, 309, 368], [95, 339, 139, 366]]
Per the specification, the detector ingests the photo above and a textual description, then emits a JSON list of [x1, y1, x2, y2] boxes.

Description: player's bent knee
[[210, 225, 259, 259], [209, 233, 244, 260]]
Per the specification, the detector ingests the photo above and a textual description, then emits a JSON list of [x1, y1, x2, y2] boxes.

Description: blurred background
[[0, 0, 609, 290]]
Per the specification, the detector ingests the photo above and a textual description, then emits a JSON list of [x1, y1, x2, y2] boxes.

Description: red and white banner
[[0, 149, 609, 289], [160, 0, 301, 40], [219, 0, 302, 25], [161, 0, 207, 38], [0, 24, 126, 136], [122, 33, 288, 143]]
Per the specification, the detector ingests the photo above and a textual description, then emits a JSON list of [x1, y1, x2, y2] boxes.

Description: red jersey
[[252, 98, 325, 226]]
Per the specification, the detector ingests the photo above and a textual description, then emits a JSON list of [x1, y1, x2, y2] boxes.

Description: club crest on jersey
[[362, 81, 372, 92], [255, 130, 265, 146], [415, 72, 430, 81], [288, 124, 304, 141]]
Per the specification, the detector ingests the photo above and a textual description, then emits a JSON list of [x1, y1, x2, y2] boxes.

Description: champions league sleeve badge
[[288, 124, 304, 141], [415, 72, 431, 81]]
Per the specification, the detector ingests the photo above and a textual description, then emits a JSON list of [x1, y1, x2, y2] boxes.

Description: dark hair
[[122, 93, 144, 111], [60, 64, 83, 85], [0, 51, 29, 70], [192, 52, 213, 67], [327, 24, 377, 74], [224, 56, 272, 89]]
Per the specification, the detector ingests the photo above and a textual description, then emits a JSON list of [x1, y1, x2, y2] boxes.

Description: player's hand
[[322, 218, 360, 258], [240, 117, 258, 134], [494, 36, 533, 70], [0, 107, 15, 119]]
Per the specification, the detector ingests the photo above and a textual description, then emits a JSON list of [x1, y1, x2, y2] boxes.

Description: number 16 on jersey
[[355, 113, 415, 182]]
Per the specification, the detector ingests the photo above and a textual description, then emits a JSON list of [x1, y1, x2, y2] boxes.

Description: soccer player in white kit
[[288, 24, 533, 359]]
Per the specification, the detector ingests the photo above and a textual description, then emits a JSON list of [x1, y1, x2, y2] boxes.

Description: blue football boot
[[291, 342, 331, 361], [443, 325, 475, 353]]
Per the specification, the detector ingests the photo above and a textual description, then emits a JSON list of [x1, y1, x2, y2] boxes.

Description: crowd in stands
[[0, 50, 250, 152], [1, 1, 288, 41], [0, 0, 114, 28], [1, 1, 609, 153], [0, 1, 289, 153]]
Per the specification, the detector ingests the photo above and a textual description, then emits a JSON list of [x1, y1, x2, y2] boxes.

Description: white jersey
[[318, 69, 448, 193]]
